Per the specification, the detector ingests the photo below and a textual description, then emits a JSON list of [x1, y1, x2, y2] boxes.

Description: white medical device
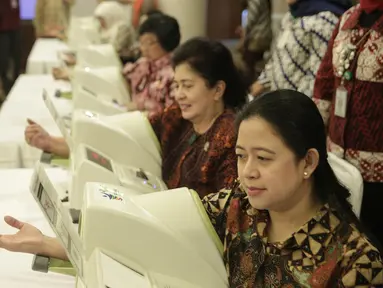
[[70, 109, 162, 178], [77, 44, 122, 69], [69, 143, 167, 210], [71, 66, 130, 115], [43, 93, 163, 211], [43, 90, 72, 147], [30, 164, 228, 287]]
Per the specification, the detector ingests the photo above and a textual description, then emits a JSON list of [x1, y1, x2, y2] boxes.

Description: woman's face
[[139, 33, 167, 61], [236, 117, 310, 212], [173, 63, 224, 123], [96, 16, 107, 30], [286, 0, 297, 4]]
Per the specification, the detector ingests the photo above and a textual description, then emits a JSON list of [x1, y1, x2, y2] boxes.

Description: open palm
[[0, 216, 44, 254]]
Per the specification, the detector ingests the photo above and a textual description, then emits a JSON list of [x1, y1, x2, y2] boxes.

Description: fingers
[[27, 118, 36, 125], [25, 126, 43, 143], [25, 125, 42, 134], [4, 216, 24, 230], [29, 133, 44, 147]]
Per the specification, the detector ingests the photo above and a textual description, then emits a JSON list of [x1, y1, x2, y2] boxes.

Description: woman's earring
[[303, 172, 308, 178]]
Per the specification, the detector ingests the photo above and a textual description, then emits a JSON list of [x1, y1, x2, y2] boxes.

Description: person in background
[[204, 90, 383, 286], [250, 0, 352, 98], [122, 14, 180, 116], [34, 0, 74, 39], [313, 0, 383, 246], [233, 0, 272, 87], [52, 1, 137, 80], [3, 90, 382, 287], [94, 1, 135, 59], [0, 0, 21, 97], [25, 37, 247, 198], [132, 0, 158, 29], [123, 9, 164, 64]]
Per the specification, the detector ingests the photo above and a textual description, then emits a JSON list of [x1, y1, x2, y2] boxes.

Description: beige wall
[[272, 0, 288, 34], [71, 0, 98, 17], [272, 0, 288, 14]]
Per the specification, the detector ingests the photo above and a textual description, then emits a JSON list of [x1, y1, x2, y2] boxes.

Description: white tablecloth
[[26, 39, 69, 75], [0, 168, 75, 288], [0, 75, 72, 168]]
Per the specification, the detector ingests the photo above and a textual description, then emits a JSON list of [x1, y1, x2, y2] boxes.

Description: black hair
[[236, 89, 381, 249], [145, 9, 163, 17], [138, 14, 180, 52], [172, 37, 248, 110]]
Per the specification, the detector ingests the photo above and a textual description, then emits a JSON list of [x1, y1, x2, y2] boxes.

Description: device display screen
[[20, 0, 37, 20], [86, 148, 113, 172], [35, 183, 57, 226]]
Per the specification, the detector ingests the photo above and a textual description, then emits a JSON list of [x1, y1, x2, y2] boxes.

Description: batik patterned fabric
[[313, 5, 383, 183], [202, 184, 383, 287], [149, 104, 238, 199], [258, 11, 340, 97], [124, 54, 174, 117], [245, 0, 272, 53]]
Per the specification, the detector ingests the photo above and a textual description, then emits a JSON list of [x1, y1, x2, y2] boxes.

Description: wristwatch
[[32, 254, 51, 273]]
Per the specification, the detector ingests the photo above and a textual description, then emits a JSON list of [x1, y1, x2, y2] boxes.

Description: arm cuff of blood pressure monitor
[[32, 255, 76, 276], [32, 254, 50, 273]]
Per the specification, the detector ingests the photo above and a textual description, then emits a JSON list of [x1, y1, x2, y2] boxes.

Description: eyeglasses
[[139, 40, 158, 48]]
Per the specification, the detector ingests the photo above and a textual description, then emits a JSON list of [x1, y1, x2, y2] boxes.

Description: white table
[[0, 75, 72, 168], [0, 168, 75, 288], [26, 39, 69, 75], [0, 75, 72, 126]]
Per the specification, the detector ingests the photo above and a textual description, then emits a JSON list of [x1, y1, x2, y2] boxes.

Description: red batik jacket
[[313, 5, 383, 183], [149, 104, 238, 198]]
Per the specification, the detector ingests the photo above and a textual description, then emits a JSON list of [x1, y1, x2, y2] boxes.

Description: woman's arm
[[312, 21, 341, 126], [297, 13, 340, 98], [47, 137, 70, 158], [34, 0, 45, 37], [0, 216, 68, 261], [41, 236, 69, 260]]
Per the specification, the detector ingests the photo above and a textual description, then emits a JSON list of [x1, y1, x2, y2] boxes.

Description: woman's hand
[[24, 119, 52, 151], [0, 216, 68, 260], [62, 53, 76, 66], [52, 67, 70, 81], [43, 25, 65, 40], [250, 81, 265, 97], [0, 216, 44, 255]]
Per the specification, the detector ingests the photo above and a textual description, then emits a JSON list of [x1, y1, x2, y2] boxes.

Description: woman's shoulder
[[210, 109, 237, 145], [203, 183, 252, 215], [300, 11, 340, 33], [336, 223, 383, 286], [156, 103, 183, 126], [338, 5, 360, 30]]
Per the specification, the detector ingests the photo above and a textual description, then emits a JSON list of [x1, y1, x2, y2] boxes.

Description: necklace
[[337, 28, 373, 81], [188, 111, 223, 147]]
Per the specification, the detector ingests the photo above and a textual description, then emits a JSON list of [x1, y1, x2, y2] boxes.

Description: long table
[[26, 39, 69, 75], [0, 75, 72, 168]]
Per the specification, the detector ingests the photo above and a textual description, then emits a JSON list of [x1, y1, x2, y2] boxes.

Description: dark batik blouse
[[149, 104, 238, 198], [203, 183, 383, 287]]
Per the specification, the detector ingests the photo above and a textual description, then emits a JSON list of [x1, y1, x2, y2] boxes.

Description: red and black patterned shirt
[[149, 104, 238, 198], [313, 5, 383, 183]]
